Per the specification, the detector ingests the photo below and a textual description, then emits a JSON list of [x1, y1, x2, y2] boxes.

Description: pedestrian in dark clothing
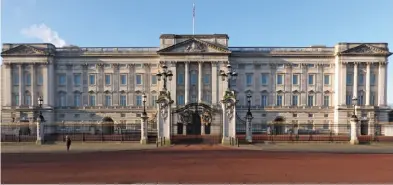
[[66, 135, 72, 151]]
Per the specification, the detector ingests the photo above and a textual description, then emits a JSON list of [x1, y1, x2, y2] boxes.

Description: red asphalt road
[[2, 145, 393, 184]]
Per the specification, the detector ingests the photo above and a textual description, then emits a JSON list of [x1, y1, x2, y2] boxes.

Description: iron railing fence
[[235, 123, 393, 143], [1, 122, 157, 143]]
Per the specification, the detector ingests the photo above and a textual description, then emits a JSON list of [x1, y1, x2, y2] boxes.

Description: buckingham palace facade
[[0, 34, 391, 135]]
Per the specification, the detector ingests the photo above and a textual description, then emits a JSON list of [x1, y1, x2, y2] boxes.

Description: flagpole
[[192, 3, 195, 35]]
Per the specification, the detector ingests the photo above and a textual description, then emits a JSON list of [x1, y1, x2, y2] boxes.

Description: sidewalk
[[1, 142, 161, 154], [232, 143, 393, 154]]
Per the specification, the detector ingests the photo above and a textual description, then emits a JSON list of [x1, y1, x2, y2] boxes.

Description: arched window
[[74, 91, 82, 107], [25, 73, 31, 86]]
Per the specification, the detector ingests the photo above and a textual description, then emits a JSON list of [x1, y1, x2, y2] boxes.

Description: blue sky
[[1, 0, 392, 103]]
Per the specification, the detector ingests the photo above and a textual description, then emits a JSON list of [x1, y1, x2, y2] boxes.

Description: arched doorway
[[101, 117, 115, 134], [360, 121, 368, 135], [187, 113, 201, 135], [273, 116, 285, 135]]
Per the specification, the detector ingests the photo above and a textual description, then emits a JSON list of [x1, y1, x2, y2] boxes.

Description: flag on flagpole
[[193, 3, 195, 18], [192, 3, 195, 35]]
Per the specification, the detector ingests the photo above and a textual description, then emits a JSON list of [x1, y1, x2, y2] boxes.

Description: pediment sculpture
[[184, 42, 207, 52]]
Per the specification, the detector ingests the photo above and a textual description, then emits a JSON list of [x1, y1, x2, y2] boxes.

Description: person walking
[[66, 135, 72, 152]]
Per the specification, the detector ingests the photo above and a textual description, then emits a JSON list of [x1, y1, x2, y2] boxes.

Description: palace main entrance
[[171, 103, 222, 144]]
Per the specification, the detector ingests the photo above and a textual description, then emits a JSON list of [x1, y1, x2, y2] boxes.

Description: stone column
[[300, 64, 307, 106], [140, 116, 148, 144], [378, 62, 386, 106], [353, 63, 358, 99], [113, 64, 120, 106], [170, 62, 177, 105], [340, 62, 347, 105], [36, 119, 44, 145], [198, 62, 203, 102], [42, 64, 48, 106], [97, 64, 104, 106], [365, 62, 371, 106], [31, 64, 36, 106], [246, 118, 252, 143], [66, 64, 73, 106], [185, 62, 190, 104], [350, 116, 359, 145], [4, 64, 12, 106], [18, 64, 24, 105], [211, 62, 218, 104], [270, 64, 277, 106], [128, 64, 135, 105]]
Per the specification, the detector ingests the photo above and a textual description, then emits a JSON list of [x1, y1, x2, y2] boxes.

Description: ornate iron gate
[[171, 103, 222, 144]]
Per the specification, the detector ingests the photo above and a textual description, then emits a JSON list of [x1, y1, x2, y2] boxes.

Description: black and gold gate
[[171, 103, 222, 144]]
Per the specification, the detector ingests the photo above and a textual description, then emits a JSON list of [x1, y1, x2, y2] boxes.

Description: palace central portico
[[1, 33, 392, 144]]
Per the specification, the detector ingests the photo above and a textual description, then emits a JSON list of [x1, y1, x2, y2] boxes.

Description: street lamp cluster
[[220, 64, 238, 91], [156, 64, 173, 91], [37, 96, 45, 122]]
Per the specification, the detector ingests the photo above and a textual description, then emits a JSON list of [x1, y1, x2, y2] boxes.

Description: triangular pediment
[[157, 38, 231, 54], [1, 45, 49, 56], [340, 44, 392, 56]]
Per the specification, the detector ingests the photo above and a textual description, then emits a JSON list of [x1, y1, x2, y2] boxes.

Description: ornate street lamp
[[37, 96, 45, 122], [156, 64, 173, 91], [245, 93, 253, 143], [352, 96, 358, 116], [140, 93, 149, 144], [219, 64, 238, 91]]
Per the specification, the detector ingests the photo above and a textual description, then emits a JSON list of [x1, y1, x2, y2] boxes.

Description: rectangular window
[[323, 121, 329, 129], [370, 92, 375, 105], [276, 95, 283, 106], [246, 74, 253, 86], [370, 73, 376, 86], [324, 75, 330, 85], [308, 74, 314, 85], [120, 95, 127, 106], [37, 73, 43, 85], [358, 95, 364, 105], [307, 64, 315, 68], [25, 73, 31, 86], [74, 94, 81, 106], [89, 95, 96, 106], [88, 64, 95, 69], [151, 75, 157, 85], [358, 74, 364, 85], [292, 74, 299, 85], [191, 73, 197, 85], [308, 95, 314, 106], [177, 74, 184, 85], [203, 74, 210, 84], [346, 95, 352, 105], [191, 95, 197, 103], [277, 74, 283, 85], [120, 74, 127, 85], [151, 95, 157, 106], [74, 74, 81, 86], [105, 95, 111, 106], [261, 74, 268, 85], [14, 94, 19, 105], [136, 74, 142, 85], [58, 74, 66, 85], [105, 74, 111, 85], [136, 95, 142, 106], [60, 94, 66, 107], [204, 94, 211, 103], [13, 73, 19, 85], [261, 95, 268, 107], [346, 73, 353, 85], [177, 95, 185, 105], [324, 96, 330, 106], [277, 64, 284, 68], [89, 74, 96, 85], [292, 95, 298, 106]]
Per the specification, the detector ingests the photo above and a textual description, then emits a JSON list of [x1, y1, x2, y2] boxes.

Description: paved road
[[233, 143, 393, 154], [2, 145, 393, 184]]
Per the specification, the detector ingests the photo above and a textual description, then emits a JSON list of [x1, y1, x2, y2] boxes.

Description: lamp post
[[140, 93, 149, 144], [245, 94, 253, 143], [37, 96, 44, 122], [36, 96, 44, 144], [350, 96, 359, 144], [220, 64, 238, 91], [352, 96, 358, 116], [156, 64, 173, 91]]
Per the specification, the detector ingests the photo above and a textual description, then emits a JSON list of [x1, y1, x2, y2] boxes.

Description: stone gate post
[[156, 91, 173, 146], [36, 118, 44, 145], [221, 90, 237, 145], [350, 115, 359, 145]]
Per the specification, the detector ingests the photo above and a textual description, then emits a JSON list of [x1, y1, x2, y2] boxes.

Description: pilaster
[[170, 61, 177, 105], [378, 62, 387, 106], [185, 61, 190, 104], [18, 64, 24, 105], [365, 62, 371, 106], [211, 61, 218, 105], [353, 62, 358, 99], [198, 61, 203, 102]]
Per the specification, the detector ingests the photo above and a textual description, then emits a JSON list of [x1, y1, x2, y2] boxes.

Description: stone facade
[[0, 34, 391, 135]]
